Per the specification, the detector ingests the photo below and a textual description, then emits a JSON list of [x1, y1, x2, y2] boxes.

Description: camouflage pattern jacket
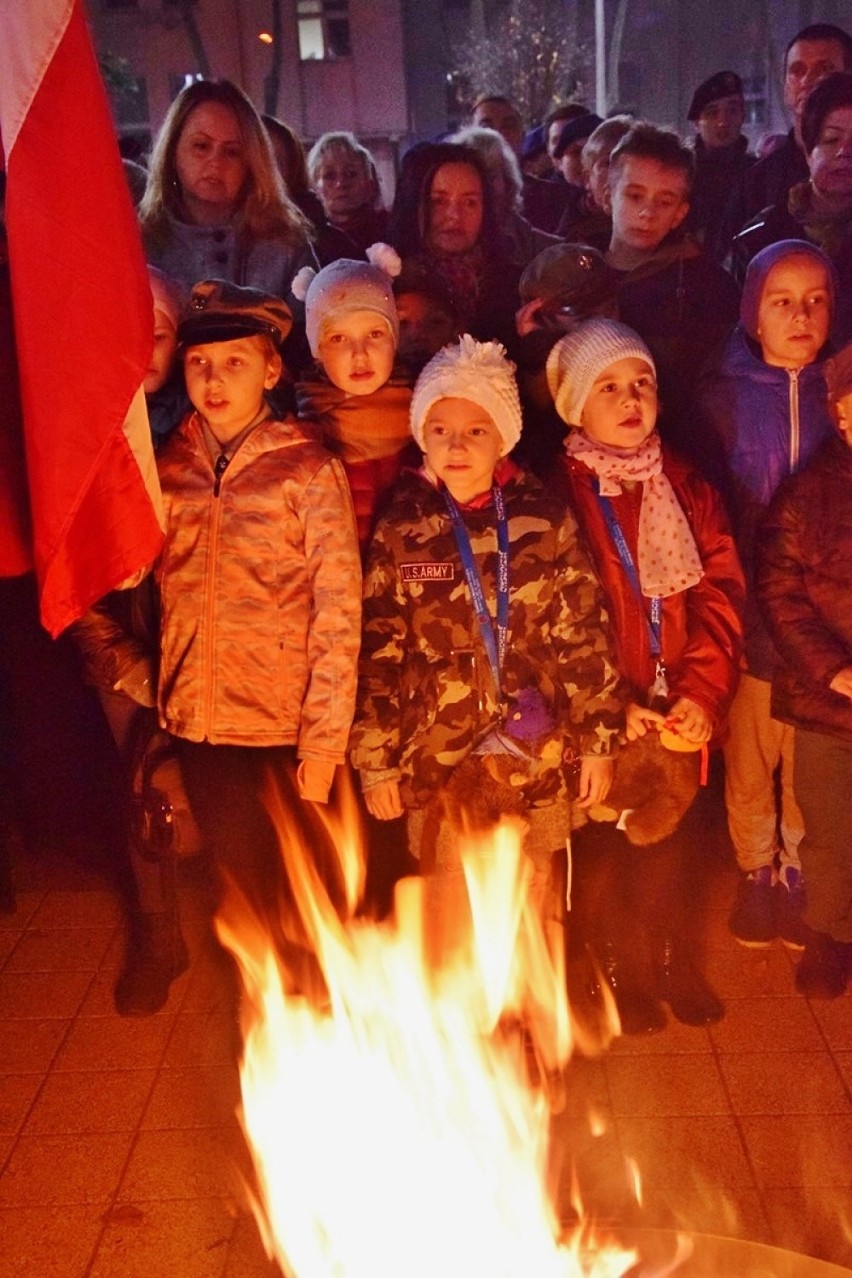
[[156, 412, 361, 761], [350, 466, 623, 808]]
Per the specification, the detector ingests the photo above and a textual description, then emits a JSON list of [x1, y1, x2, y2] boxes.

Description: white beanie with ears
[[292, 242, 402, 357], [546, 317, 655, 427], [409, 334, 522, 456]]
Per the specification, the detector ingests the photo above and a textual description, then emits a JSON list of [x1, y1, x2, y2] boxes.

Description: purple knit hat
[[740, 240, 836, 341]]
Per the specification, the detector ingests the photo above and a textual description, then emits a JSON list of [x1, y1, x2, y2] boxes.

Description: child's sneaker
[[775, 864, 809, 951], [728, 864, 777, 947]]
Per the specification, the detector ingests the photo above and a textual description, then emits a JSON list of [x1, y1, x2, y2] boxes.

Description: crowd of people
[[5, 21, 852, 1038]]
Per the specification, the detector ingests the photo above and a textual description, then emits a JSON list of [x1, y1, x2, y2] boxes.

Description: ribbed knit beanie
[[409, 334, 522, 455], [293, 242, 402, 356], [740, 240, 836, 341], [546, 318, 655, 426]]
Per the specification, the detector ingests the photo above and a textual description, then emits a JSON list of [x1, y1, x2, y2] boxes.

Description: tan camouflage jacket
[[350, 468, 623, 807], [156, 412, 361, 761]]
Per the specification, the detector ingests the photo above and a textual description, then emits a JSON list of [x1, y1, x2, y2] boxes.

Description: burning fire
[[216, 777, 641, 1277]]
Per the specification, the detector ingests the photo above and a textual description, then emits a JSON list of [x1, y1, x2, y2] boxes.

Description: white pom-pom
[[291, 265, 317, 302], [365, 242, 402, 278]]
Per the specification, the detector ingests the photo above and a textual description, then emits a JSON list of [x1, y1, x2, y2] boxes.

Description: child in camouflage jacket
[[349, 335, 623, 933]]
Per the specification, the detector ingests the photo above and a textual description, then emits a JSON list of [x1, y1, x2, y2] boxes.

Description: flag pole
[[595, 0, 607, 115]]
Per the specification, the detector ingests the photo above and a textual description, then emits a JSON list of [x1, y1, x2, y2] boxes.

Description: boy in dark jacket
[[756, 344, 852, 997], [604, 122, 740, 464]]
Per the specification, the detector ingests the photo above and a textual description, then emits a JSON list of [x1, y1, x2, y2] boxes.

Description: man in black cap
[[552, 112, 604, 188], [685, 70, 755, 260]]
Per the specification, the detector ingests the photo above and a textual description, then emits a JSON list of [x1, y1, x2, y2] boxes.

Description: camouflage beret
[[519, 243, 619, 315], [177, 279, 293, 347], [688, 71, 744, 122]]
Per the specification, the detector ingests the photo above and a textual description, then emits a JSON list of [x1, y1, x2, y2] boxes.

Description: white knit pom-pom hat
[[409, 334, 522, 456], [546, 317, 655, 427], [297, 242, 402, 356]]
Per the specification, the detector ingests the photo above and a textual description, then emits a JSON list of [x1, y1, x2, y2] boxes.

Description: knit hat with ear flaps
[[293, 242, 402, 356], [409, 334, 522, 456], [546, 318, 655, 427], [740, 240, 836, 342]]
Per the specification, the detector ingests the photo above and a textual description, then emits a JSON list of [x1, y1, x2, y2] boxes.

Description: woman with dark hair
[[139, 80, 316, 300], [387, 141, 524, 353]]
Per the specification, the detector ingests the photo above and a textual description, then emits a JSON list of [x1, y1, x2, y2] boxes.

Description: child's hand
[[364, 779, 403, 821], [114, 657, 157, 709], [625, 701, 666, 740], [296, 759, 336, 805], [663, 697, 713, 745], [575, 755, 614, 808]]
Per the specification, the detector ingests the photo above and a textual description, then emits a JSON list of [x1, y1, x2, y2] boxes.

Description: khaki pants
[[723, 673, 803, 873]]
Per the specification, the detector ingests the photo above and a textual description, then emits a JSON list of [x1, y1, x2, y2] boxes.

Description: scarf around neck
[[565, 429, 704, 597], [296, 376, 413, 463], [788, 180, 852, 261]]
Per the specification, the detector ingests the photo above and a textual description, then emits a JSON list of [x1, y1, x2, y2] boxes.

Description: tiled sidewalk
[[0, 831, 850, 1278]]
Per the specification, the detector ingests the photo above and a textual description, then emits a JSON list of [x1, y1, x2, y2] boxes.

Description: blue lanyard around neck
[[595, 486, 661, 657], [442, 484, 509, 694]]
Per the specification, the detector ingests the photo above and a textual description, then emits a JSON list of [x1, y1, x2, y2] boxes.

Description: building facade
[[86, 0, 422, 198], [87, 0, 851, 175]]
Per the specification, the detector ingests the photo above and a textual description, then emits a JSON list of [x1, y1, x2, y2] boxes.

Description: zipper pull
[[213, 453, 229, 496]]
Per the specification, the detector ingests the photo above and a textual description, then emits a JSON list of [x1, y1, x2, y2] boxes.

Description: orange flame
[[216, 772, 640, 1277]]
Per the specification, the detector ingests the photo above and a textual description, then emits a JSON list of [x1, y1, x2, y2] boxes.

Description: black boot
[[795, 933, 851, 1000], [115, 910, 189, 1017], [654, 933, 724, 1027], [589, 940, 667, 1036]]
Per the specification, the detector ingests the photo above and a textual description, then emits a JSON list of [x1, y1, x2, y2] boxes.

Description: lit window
[[297, 0, 351, 61], [169, 72, 205, 99]]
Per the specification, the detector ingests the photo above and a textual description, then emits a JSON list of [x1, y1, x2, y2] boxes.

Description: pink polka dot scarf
[[565, 429, 704, 598]]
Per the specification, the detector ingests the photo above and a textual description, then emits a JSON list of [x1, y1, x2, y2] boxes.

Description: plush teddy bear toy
[[432, 725, 701, 849], [574, 731, 701, 846]]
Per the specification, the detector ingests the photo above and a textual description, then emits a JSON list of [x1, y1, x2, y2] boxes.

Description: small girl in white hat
[[547, 317, 745, 1034]]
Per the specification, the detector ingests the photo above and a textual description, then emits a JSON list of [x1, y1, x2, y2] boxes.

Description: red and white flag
[[0, 0, 163, 636]]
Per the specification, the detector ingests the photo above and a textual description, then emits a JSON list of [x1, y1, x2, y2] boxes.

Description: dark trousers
[[568, 789, 709, 979], [794, 727, 852, 944], [174, 740, 345, 997]]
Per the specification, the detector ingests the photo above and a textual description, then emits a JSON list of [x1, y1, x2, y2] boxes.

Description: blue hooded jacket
[[698, 240, 836, 678], [699, 325, 832, 678]]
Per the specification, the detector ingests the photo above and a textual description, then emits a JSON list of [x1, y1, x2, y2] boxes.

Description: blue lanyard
[[595, 487, 661, 657], [442, 484, 509, 694]]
